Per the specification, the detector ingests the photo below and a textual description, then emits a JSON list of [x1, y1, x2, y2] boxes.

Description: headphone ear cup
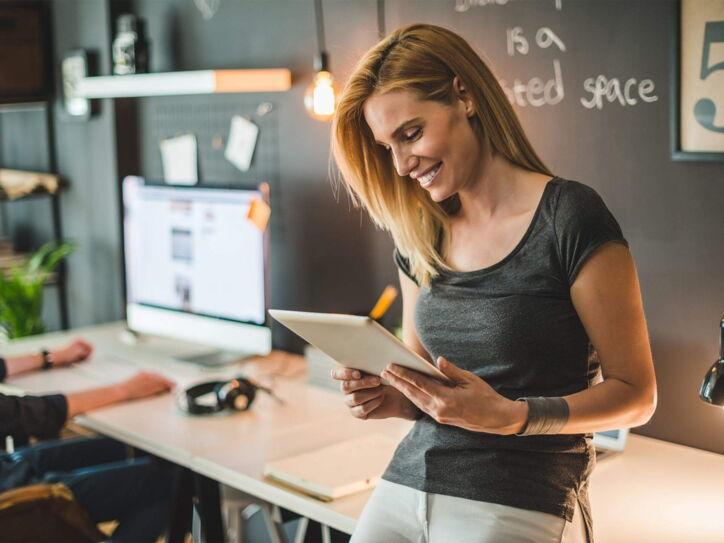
[[216, 377, 256, 411], [215, 378, 257, 411], [240, 378, 257, 408], [222, 387, 249, 411], [183, 381, 224, 415]]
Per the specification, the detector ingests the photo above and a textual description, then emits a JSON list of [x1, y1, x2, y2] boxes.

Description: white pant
[[351, 480, 587, 543]]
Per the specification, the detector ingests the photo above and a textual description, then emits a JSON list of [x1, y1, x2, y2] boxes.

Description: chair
[[0, 483, 105, 542]]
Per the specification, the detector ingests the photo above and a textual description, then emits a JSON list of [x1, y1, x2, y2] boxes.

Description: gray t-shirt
[[384, 177, 628, 542]]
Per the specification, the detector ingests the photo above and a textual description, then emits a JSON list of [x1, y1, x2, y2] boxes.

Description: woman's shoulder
[[549, 176, 599, 198], [545, 176, 627, 285], [546, 176, 612, 218]]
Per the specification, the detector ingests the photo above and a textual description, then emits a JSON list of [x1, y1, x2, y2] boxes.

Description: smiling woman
[[332, 23, 553, 287], [330, 23, 657, 543]]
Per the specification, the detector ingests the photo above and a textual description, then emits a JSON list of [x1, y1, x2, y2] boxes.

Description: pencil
[[369, 284, 398, 321]]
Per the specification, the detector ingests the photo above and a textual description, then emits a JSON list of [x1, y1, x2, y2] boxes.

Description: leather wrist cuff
[[515, 396, 569, 436]]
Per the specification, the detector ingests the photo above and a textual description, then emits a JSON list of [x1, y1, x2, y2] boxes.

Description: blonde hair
[[332, 23, 552, 286]]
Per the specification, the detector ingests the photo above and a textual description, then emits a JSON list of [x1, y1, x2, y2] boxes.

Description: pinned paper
[[247, 198, 271, 232], [225, 115, 259, 172], [160, 134, 198, 185]]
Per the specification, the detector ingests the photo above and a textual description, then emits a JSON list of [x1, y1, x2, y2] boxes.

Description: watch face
[[41, 350, 52, 369], [62, 50, 90, 118]]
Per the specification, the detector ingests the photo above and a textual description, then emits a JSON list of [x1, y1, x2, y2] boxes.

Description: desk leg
[[194, 473, 225, 543], [167, 467, 193, 543]]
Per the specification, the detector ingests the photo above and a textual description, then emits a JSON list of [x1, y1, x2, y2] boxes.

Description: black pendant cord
[[314, 0, 326, 56], [377, 0, 386, 39]]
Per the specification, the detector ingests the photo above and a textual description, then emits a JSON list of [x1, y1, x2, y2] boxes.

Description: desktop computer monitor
[[122, 176, 271, 364]]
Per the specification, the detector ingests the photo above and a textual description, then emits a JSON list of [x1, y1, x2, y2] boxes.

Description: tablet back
[[269, 309, 446, 380]]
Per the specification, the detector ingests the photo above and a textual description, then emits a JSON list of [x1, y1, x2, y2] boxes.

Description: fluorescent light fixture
[[75, 69, 291, 98]]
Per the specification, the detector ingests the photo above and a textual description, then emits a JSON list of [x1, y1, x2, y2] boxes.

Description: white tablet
[[268, 309, 448, 381]]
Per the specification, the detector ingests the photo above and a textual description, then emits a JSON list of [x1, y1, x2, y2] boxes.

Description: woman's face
[[363, 85, 483, 202]]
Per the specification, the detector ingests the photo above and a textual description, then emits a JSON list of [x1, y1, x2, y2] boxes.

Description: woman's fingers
[[330, 366, 364, 380], [344, 387, 383, 408], [350, 395, 385, 419], [330, 366, 381, 393], [384, 364, 445, 396], [383, 370, 435, 413], [340, 375, 381, 394]]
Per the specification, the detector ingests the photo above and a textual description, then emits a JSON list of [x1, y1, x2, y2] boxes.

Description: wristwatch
[[41, 349, 53, 370]]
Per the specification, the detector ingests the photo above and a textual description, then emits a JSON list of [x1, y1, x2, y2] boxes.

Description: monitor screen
[[123, 177, 267, 327]]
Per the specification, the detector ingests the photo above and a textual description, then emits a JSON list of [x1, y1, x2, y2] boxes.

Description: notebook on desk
[[263, 434, 399, 502]]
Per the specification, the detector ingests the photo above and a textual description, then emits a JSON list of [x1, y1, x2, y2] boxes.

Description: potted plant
[[0, 241, 74, 339]]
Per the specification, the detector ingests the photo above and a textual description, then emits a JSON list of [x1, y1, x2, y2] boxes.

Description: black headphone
[[181, 377, 258, 415]]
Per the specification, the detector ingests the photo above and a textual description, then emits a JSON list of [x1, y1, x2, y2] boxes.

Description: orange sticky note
[[247, 198, 271, 232]]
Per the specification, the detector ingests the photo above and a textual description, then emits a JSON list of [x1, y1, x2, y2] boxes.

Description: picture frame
[[671, 0, 724, 161]]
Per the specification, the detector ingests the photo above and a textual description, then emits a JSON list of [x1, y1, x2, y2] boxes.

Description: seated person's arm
[[1, 372, 174, 439], [65, 372, 174, 417], [1, 339, 93, 381], [0, 392, 68, 439]]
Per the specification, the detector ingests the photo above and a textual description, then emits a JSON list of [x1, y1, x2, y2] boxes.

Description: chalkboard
[[381, 0, 673, 235]]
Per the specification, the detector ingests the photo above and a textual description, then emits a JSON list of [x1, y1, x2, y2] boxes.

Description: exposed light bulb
[[304, 70, 339, 122]]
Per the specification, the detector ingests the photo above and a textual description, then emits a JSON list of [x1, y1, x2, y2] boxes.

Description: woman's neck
[[456, 153, 548, 224]]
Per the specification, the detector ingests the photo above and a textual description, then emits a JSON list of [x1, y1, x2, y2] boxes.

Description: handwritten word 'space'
[[507, 27, 566, 56], [455, 0, 562, 11], [580, 75, 658, 109], [500, 60, 564, 107]]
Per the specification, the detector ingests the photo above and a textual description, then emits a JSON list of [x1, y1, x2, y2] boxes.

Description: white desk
[[4, 322, 411, 535], [5, 322, 724, 542]]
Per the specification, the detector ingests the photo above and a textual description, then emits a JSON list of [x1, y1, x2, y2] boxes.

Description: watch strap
[[41, 349, 53, 370]]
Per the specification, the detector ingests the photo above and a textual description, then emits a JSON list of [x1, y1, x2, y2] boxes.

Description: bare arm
[[3, 352, 45, 377], [65, 384, 127, 417], [559, 242, 657, 433], [66, 371, 175, 418], [4, 338, 94, 378]]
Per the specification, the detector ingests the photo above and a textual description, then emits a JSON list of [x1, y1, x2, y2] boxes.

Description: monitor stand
[[174, 350, 250, 368]]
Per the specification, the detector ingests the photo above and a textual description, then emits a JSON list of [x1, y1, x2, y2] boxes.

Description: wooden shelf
[[0, 169, 63, 201], [0, 255, 58, 286], [76, 68, 292, 98], [0, 185, 63, 202]]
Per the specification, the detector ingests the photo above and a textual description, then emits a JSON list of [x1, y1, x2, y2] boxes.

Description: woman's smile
[[415, 162, 443, 188]]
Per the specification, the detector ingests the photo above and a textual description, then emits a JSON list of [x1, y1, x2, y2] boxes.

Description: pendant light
[[304, 0, 339, 122], [377, 0, 386, 39], [700, 315, 724, 407]]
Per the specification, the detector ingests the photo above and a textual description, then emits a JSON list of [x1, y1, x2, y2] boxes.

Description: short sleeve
[[554, 181, 629, 285], [0, 393, 68, 438], [393, 248, 419, 286]]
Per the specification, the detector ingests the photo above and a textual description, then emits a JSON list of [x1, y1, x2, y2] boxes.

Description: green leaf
[[0, 241, 74, 338]]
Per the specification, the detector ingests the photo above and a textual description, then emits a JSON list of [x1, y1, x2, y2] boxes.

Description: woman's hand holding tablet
[[330, 366, 423, 421], [268, 309, 449, 381], [270, 309, 454, 422]]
